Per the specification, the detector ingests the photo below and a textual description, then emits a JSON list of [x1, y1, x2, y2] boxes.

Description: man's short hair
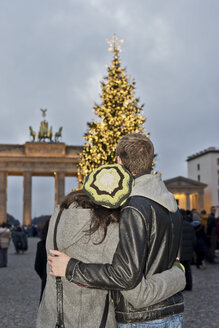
[[116, 133, 154, 175]]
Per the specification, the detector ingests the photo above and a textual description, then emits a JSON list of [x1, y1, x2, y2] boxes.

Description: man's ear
[[117, 156, 123, 165]]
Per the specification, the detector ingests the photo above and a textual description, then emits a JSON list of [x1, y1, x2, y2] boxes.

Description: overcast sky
[[0, 0, 218, 222]]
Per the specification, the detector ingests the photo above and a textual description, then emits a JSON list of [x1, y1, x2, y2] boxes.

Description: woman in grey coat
[[37, 166, 185, 328]]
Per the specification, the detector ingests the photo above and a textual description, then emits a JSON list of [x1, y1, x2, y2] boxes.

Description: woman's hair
[[60, 190, 120, 244]]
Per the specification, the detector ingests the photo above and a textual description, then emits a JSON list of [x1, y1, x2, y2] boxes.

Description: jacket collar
[[130, 172, 178, 213]]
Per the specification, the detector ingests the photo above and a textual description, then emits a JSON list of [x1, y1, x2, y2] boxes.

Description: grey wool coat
[[36, 202, 185, 328], [37, 205, 119, 328]]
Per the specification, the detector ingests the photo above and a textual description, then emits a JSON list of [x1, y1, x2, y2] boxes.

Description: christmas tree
[[78, 34, 148, 182]]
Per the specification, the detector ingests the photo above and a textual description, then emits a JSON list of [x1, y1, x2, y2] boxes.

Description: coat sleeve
[[121, 266, 186, 307], [65, 206, 150, 290]]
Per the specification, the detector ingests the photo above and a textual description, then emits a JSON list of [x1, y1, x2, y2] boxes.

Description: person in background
[[191, 209, 200, 221], [34, 218, 50, 302], [191, 219, 208, 269], [180, 210, 196, 291], [207, 206, 218, 263], [185, 210, 192, 222], [216, 212, 219, 249], [200, 210, 208, 234], [32, 225, 38, 237], [0, 222, 11, 268], [12, 226, 28, 254]]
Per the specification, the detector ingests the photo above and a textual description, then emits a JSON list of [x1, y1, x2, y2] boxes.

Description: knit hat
[[83, 164, 133, 208]]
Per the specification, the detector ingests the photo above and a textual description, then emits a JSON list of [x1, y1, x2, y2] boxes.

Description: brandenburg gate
[[0, 109, 83, 226], [0, 142, 82, 225]]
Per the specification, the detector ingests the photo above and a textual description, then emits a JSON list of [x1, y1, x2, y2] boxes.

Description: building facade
[[187, 147, 219, 213], [164, 176, 207, 212]]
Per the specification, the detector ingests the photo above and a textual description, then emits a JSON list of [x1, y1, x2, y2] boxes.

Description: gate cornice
[[0, 143, 83, 176]]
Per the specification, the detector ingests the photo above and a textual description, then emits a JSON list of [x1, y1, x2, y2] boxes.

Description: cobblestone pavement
[[0, 238, 219, 328], [0, 238, 41, 328], [183, 250, 219, 328]]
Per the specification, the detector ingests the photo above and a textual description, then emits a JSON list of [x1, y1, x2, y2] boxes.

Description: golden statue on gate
[[37, 109, 53, 142], [29, 109, 62, 143]]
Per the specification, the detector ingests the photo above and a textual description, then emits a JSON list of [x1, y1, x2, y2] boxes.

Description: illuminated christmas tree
[[78, 34, 148, 182]]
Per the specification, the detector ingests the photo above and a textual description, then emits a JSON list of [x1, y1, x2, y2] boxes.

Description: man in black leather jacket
[[49, 133, 184, 327]]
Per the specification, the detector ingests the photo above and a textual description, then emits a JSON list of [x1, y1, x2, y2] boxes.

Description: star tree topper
[[106, 33, 124, 53]]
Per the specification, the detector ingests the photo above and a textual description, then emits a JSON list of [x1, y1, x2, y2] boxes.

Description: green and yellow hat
[[83, 164, 133, 208]]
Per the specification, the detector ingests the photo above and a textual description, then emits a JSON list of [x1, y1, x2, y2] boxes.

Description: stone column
[[186, 193, 190, 210], [55, 172, 65, 205], [0, 172, 7, 224], [23, 172, 32, 226], [199, 191, 204, 210]]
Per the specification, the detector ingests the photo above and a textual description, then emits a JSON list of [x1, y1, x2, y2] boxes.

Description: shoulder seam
[[121, 205, 145, 219]]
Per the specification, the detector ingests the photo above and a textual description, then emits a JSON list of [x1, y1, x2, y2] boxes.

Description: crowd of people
[[0, 224, 29, 266], [179, 206, 219, 291], [0, 223, 41, 267]]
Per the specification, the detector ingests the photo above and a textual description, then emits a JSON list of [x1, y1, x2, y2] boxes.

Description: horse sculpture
[[55, 127, 63, 142], [29, 126, 36, 142]]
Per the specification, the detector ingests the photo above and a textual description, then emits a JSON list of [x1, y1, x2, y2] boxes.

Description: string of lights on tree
[[78, 34, 149, 183]]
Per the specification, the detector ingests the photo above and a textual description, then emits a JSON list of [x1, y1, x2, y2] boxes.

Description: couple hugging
[[37, 133, 185, 328]]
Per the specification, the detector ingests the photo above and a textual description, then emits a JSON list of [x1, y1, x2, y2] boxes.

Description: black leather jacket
[[66, 195, 183, 323]]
